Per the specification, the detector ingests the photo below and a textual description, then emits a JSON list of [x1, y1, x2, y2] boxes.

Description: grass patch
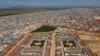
[[33, 25, 56, 32], [63, 40, 76, 47], [30, 40, 45, 47]]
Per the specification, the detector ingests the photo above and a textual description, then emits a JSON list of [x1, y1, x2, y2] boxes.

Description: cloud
[[16, 2, 25, 4], [7, 0, 13, 4], [28, 2, 33, 4]]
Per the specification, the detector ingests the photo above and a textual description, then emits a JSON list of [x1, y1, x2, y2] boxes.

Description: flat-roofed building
[[64, 47, 83, 56]]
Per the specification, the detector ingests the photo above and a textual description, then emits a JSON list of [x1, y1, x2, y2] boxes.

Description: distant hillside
[[0, 6, 45, 16], [0, 6, 100, 17]]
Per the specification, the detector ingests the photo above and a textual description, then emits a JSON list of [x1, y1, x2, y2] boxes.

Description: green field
[[33, 25, 56, 32]]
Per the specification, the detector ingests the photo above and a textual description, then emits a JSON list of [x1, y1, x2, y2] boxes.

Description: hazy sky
[[0, 0, 100, 8]]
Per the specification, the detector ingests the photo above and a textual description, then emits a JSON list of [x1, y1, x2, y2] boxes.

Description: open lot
[[77, 32, 100, 56]]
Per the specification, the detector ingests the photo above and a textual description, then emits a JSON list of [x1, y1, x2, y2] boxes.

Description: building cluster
[[0, 22, 43, 52], [0, 8, 100, 54], [17, 27, 89, 56], [18, 33, 49, 56]]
